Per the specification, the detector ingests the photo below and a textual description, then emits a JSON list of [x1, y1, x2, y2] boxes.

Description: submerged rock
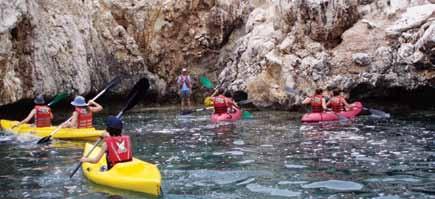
[[302, 180, 364, 191]]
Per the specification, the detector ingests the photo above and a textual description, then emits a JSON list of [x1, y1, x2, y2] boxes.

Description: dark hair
[[333, 89, 340, 96], [315, 89, 323, 95], [106, 127, 122, 136], [224, 91, 232, 98], [217, 88, 225, 95]]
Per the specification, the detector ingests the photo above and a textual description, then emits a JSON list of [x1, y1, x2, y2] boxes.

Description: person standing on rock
[[65, 96, 103, 128], [302, 88, 327, 113], [177, 68, 192, 112], [12, 95, 53, 128]]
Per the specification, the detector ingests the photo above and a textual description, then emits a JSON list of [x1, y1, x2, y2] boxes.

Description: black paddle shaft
[[69, 78, 149, 178]]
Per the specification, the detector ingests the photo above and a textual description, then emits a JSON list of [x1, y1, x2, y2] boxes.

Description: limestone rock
[[1, 0, 435, 108], [352, 53, 371, 66], [386, 4, 435, 35]]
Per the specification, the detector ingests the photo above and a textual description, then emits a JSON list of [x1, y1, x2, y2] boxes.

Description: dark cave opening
[[349, 83, 435, 112]]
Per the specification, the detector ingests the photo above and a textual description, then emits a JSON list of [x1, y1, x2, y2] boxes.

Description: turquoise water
[[0, 106, 434, 198]]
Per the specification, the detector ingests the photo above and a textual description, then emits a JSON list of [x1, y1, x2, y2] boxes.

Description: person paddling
[[302, 88, 327, 113], [211, 88, 238, 114], [177, 68, 192, 112], [12, 95, 53, 128], [327, 89, 351, 112], [66, 96, 103, 128], [80, 116, 132, 170]]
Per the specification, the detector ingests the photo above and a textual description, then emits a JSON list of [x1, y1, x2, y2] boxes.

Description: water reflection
[[0, 108, 434, 198]]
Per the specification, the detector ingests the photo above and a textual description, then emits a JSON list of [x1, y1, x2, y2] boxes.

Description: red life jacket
[[105, 135, 132, 168], [179, 75, 191, 89], [213, 95, 228, 114], [75, 107, 93, 128], [329, 96, 344, 112], [310, 95, 324, 113], [34, 105, 52, 127]]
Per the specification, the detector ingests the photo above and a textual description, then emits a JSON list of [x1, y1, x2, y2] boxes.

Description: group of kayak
[[301, 88, 363, 123], [0, 78, 162, 196], [0, 75, 366, 196]]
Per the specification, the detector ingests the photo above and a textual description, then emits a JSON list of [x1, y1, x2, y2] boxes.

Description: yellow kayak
[[204, 96, 213, 107], [0, 120, 103, 141], [82, 143, 162, 196]]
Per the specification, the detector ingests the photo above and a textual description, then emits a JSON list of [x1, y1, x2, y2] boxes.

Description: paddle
[[69, 78, 149, 178], [285, 87, 350, 123], [364, 107, 390, 118], [199, 75, 214, 89], [47, 92, 68, 107], [36, 77, 121, 144]]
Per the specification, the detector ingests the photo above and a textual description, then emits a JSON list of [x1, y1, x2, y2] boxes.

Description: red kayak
[[211, 108, 242, 123], [301, 102, 363, 123]]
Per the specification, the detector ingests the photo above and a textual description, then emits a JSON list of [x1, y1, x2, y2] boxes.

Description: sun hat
[[106, 116, 123, 129], [34, 94, 45, 105], [71, 96, 87, 107]]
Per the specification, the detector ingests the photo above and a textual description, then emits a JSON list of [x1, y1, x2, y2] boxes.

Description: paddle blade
[[242, 111, 253, 119], [199, 75, 213, 89], [369, 108, 390, 118], [48, 92, 68, 107], [117, 78, 149, 118], [36, 136, 51, 144]]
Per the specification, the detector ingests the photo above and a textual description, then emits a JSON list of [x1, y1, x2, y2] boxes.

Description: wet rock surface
[[0, 0, 434, 107]]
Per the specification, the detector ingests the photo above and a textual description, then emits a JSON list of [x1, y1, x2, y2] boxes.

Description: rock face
[[0, 0, 434, 107]]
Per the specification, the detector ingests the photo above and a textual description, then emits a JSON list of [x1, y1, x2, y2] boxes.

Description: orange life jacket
[[105, 135, 132, 169], [329, 96, 345, 113], [34, 105, 52, 127], [311, 95, 324, 113], [213, 95, 228, 114], [75, 107, 93, 128]]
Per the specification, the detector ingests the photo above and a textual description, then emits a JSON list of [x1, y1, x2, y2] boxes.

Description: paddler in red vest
[[12, 95, 53, 128], [80, 116, 132, 170], [302, 88, 327, 113], [211, 88, 239, 114], [327, 89, 351, 112], [66, 96, 103, 128]]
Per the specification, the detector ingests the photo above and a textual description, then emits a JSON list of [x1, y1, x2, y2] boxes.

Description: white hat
[[182, 68, 187, 72]]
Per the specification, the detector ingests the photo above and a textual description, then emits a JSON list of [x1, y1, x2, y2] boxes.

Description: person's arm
[[326, 100, 331, 107], [342, 98, 351, 109], [49, 110, 54, 120], [13, 109, 36, 128], [81, 143, 107, 164], [302, 97, 311, 104], [188, 76, 192, 89], [88, 100, 103, 112], [65, 112, 78, 128], [229, 99, 239, 109], [211, 89, 219, 97], [322, 98, 327, 110]]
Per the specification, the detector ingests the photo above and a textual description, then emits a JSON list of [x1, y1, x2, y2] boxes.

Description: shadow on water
[[0, 106, 434, 198]]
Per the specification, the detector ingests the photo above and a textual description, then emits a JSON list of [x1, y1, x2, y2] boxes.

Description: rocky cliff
[[1, 0, 434, 107]]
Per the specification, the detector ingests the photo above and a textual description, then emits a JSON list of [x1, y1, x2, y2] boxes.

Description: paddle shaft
[[69, 138, 103, 178]]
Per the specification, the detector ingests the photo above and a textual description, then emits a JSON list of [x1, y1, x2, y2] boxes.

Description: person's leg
[[180, 91, 185, 111], [187, 90, 192, 110]]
